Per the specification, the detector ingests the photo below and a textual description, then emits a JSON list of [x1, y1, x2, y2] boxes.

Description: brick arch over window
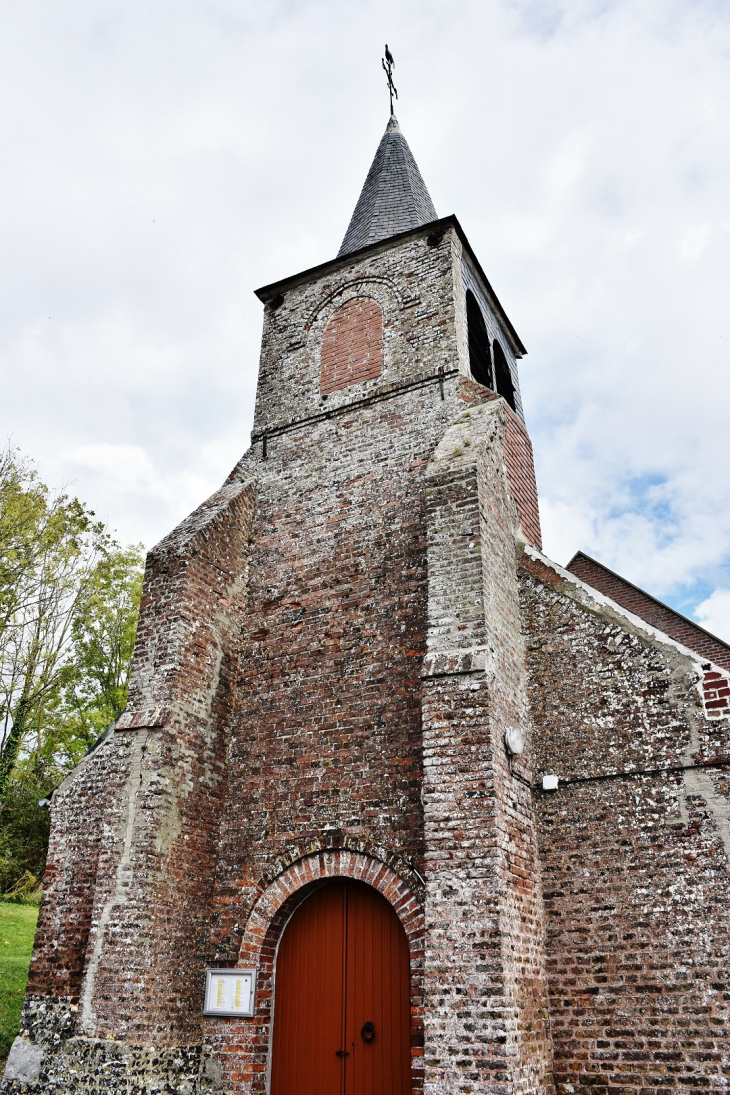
[[210, 851, 425, 1094], [320, 297, 383, 395]]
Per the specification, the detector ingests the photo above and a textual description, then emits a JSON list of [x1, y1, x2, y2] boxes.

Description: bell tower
[[16, 109, 552, 1095], [249, 113, 539, 545]]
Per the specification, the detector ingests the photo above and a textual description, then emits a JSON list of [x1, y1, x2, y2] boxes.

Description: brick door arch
[[203, 851, 424, 1094]]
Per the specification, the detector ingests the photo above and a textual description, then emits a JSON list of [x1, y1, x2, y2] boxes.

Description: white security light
[[504, 726, 525, 756]]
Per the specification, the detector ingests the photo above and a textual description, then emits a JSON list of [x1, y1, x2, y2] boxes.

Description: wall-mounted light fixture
[[504, 726, 525, 757]]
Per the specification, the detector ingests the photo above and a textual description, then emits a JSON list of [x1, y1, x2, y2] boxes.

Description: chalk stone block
[[4, 1037, 43, 1083]]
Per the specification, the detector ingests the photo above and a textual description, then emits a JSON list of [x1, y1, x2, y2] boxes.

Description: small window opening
[[466, 290, 493, 389], [493, 339, 516, 412]]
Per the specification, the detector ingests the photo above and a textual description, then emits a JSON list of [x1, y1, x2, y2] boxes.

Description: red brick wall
[[702, 669, 730, 719], [30, 479, 257, 1042], [458, 378, 542, 549], [204, 399, 440, 1093], [320, 297, 383, 395], [504, 408, 542, 549], [86, 479, 256, 1043]]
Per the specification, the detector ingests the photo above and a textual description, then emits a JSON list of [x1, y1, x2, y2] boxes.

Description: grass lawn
[[0, 902, 38, 1059]]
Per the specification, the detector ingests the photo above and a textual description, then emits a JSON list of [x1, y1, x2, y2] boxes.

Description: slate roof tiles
[[338, 115, 437, 256]]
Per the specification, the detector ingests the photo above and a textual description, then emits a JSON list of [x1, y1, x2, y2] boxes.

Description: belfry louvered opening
[[493, 338, 516, 411], [466, 290, 493, 389]]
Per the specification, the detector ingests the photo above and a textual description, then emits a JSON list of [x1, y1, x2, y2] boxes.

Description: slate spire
[[338, 115, 437, 257]]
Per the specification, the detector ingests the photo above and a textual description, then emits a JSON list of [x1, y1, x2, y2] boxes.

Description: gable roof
[[566, 551, 730, 673], [338, 115, 437, 256]]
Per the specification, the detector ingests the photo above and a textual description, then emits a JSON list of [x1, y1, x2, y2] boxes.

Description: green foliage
[[0, 777, 49, 898], [59, 543, 144, 748], [2, 872, 42, 907], [0, 902, 39, 1058], [0, 445, 144, 896]]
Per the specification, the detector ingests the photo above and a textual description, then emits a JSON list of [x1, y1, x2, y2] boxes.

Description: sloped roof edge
[[522, 544, 727, 678], [566, 550, 730, 668]]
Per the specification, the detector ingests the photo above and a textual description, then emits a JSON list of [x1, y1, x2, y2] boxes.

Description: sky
[[2, 0, 730, 638]]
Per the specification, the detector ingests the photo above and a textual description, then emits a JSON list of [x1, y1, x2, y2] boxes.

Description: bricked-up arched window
[[466, 290, 493, 389], [493, 338, 516, 412], [320, 297, 383, 395]]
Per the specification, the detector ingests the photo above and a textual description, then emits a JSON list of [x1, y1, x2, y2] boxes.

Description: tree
[[50, 543, 145, 766], [0, 448, 105, 799], [0, 446, 144, 893]]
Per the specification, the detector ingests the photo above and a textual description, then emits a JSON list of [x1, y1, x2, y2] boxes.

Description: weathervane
[[382, 44, 398, 115]]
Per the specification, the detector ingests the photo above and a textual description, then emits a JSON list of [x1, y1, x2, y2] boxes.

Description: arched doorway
[[270, 879, 411, 1095]]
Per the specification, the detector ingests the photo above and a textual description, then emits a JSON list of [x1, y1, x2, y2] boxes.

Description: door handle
[[335, 1050, 350, 1058], [360, 1021, 375, 1043]]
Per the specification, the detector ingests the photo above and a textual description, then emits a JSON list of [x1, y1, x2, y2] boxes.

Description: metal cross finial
[[382, 44, 398, 116]]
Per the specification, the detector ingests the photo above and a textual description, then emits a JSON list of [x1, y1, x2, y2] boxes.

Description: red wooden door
[[270, 880, 410, 1095]]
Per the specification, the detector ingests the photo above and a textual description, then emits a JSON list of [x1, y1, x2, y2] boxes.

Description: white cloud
[[61, 441, 228, 547], [695, 590, 730, 645]]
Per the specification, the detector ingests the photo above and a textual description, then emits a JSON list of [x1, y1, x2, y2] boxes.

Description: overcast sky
[[2, 0, 730, 639]]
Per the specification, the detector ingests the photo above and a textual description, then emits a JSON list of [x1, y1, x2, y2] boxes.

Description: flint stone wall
[[520, 551, 730, 1095], [25, 475, 257, 1053], [2, 997, 215, 1095]]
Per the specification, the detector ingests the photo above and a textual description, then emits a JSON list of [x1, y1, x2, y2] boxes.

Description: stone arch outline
[[254, 833, 426, 900], [291, 277, 412, 406], [305, 279, 403, 391], [234, 849, 425, 1094], [303, 275, 403, 339]]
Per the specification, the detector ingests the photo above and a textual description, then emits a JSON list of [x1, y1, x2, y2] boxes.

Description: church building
[[4, 111, 730, 1095]]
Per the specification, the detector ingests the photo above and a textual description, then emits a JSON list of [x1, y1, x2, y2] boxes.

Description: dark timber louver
[[338, 115, 437, 256]]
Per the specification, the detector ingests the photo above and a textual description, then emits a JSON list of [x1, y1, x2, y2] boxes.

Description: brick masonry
[[320, 296, 383, 394], [519, 549, 730, 1095], [453, 379, 541, 550], [7, 208, 730, 1095], [421, 402, 552, 1095]]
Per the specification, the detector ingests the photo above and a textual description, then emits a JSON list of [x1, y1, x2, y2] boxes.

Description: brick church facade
[[5, 115, 730, 1095]]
